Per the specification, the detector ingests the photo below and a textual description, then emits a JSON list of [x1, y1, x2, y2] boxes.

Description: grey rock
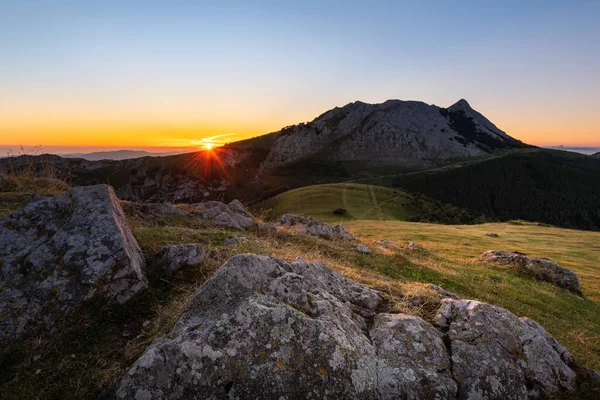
[[0, 184, 147, 341], [117, 255, 456, 399], [371, 313, 457, 399], [153, 244, 206, 273], [278, 213, 314, 226], [257, 222, 277, 232], [434, 299, 576, 399], [486, 232, 499, 237], [429, 284, 461, 299], [407, 242, 419, 250], [223, 236, 249, 245], [375, 239, 399, 250], [194, 200, 256, 230], [481, 250, 581, 293], [118, 255, 580, 399], [303, 220, 356, 240], [356, 244, 372, 254]]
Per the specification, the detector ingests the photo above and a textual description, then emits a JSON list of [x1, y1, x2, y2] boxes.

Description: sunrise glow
[[1, 2, 599, 150]]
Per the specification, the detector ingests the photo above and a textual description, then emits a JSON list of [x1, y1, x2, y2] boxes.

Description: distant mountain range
[[2, 98, 600, 230], [61, 149, 190, 161]]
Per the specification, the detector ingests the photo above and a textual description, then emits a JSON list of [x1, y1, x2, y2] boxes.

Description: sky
[[1, 0, 599, 154]]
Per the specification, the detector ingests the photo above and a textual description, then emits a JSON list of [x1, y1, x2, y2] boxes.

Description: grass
[[252, 182, 483, 224], [1, 181, 600, 398]]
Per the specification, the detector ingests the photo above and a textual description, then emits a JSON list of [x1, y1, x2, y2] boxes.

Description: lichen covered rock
[[153, 244, 205, 273], [192, 200, 256, 230], [481, 250, 581, 293], [0, 184, 147, 341], [117, 255, 579, 399], [435, 299, 576, 399]]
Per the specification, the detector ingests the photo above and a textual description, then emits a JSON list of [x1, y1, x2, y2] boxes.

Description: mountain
[[247, 99, 529, 174], [593, 151, 600, 158], [61, 149, 190, 161]]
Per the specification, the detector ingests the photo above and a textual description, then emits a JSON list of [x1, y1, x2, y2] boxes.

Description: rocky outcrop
[[435, 299, 576, 398], [429, 284, 461, 300], [0, 185, 147, 341], [279, 213, 355, 240], [375, 239, 399, 250], [303, 220, 356, 240], [481, 250, 581, 293], [191, 200, 256, 230], [278, 213, 314, 226], [118, 254, 579, 399], [153, 244, 205, 273], [143, 202, 190, 217]]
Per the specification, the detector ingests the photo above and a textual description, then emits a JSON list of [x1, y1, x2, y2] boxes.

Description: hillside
[[369, 149, 600, 231], [593, 151, 600, 158], [253, 183, 484, 224]]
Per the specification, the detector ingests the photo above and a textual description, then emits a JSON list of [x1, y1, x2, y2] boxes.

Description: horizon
[[1, 1, 599, 148]]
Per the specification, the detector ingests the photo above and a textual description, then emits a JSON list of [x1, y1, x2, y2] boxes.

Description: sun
[[203, 142, 214, 151]]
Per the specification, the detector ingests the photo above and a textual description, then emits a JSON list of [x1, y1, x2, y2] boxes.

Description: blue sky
[[1, 0, 599, 150]]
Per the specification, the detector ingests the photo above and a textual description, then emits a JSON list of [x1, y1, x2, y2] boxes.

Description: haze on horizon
[[1, 0, 599, 152]]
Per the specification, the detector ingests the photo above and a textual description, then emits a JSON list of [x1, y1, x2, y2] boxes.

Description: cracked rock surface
[[191, 200, 256, 230], [0, 184, 147, 341], [153, 244, 205, 273], [117, 254, 579, 399]]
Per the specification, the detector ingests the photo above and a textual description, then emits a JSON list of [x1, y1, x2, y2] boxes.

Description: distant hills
[[2, 98, 600, 230], [61, 149, 190, 161]]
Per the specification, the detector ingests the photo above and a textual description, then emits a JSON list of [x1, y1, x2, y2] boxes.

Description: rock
[[223, 236, 249, 245], [192, 199, 257, 230], [278, 213, 314, 226], [487, 232, 499, 237], [356, 244, 372, 254], [407, 242, 419, 250], [375, 239, 399, 250], [0, 185, 147, 341], [303, 220, 355, 240], [434, 299, 576, 399], [257, 222, 277, 232], [153, 244, 206, 273], [481, 250, 581, 293], [429, 284, 461, 299], [118, 255, 580, 399], [117, 255, 455, 399]]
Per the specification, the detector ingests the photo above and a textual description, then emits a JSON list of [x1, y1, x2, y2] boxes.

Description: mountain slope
[[381, 149, 600, 230], [255, 99, 530, 173], [253, 183, 483, 224]]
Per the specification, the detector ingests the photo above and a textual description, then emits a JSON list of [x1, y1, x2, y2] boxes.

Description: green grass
[[252, 182, 482, 224]]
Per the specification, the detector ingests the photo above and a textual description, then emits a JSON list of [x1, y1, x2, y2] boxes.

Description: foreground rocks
[[481, 250, 581, 293], [279, 213, 355, 240], [118, 254, 580, 399], [0, 185, 147, 341]]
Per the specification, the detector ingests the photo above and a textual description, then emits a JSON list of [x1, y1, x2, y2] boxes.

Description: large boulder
[[481, 250, 581, 293], [435, 299, 576, 399], [117, 254, 580, 399], [117, 254, 455, 399], [0, 185, 147, 341]]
